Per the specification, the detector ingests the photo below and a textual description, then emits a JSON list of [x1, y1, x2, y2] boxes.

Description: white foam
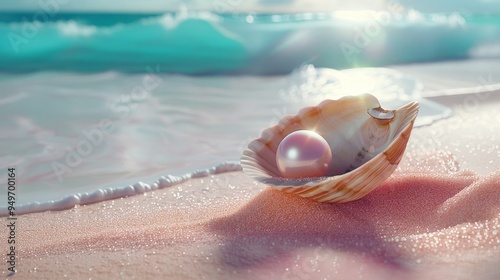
[[57, 21, 97, 37], [0, 161, 241, 216], [469, 43, 500, 59]]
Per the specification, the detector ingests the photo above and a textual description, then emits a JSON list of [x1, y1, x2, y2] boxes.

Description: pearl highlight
[[276, 130, 332, 178]]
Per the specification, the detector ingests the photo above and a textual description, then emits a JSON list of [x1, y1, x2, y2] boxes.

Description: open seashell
[[241, 93, 419, 203]]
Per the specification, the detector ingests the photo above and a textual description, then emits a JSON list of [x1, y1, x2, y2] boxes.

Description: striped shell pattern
[[241, 94, 419, 203]]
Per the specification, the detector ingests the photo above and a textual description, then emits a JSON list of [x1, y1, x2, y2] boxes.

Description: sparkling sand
[[6, 91, 500, 279]]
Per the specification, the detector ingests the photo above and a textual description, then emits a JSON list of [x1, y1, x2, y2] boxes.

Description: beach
[[1, 2, 500, 279], [4, 62, 500, 279]]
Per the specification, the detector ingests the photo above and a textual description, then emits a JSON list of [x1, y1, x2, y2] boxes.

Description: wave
[[1, 10, 500, 74]]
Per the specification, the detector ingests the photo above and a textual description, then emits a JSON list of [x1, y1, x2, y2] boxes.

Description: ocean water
[[1, 10, 500, 74], [0, 10, 499, 214]]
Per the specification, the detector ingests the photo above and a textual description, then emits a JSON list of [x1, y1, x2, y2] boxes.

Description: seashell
[[241, 93, 419, 203]]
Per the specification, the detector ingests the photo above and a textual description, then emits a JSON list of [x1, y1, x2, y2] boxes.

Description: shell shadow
[[207, 172, 476, 270]]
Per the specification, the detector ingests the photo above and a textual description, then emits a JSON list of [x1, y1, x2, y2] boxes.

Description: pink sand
[[6, 90, 500, 279], [10, 159, 500, 279]]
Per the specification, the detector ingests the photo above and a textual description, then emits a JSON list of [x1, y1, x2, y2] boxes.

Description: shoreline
[[3, 84, 500, 278], [3, 84, 500, 216], [0, 161, 242, 217]]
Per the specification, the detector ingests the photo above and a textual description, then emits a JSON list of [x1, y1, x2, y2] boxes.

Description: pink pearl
[[276, 130, 332, 178]]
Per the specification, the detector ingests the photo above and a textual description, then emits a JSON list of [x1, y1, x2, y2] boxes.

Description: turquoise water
[[1, 11, 500, 74]]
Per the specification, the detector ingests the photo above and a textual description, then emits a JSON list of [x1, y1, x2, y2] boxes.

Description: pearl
[[276, 130, 332, 178]]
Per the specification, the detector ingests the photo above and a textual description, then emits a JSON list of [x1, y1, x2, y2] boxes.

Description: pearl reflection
[[287, 148, 298, 160], [276, 130, 332, 178]]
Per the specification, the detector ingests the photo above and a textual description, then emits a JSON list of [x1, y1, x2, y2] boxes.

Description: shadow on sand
[[207, 171, 480, 273]]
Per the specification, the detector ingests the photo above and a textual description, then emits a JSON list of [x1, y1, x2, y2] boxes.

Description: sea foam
[[0, 161, 242, 216]]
